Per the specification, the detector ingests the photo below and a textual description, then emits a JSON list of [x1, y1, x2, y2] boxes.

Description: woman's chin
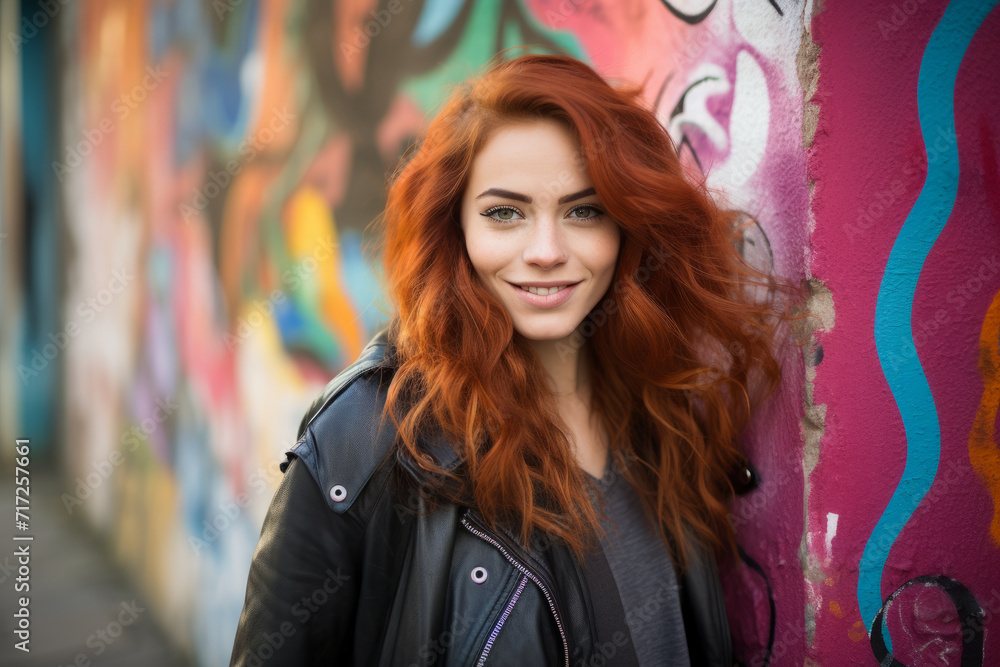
[[513, 323, 581, 345]]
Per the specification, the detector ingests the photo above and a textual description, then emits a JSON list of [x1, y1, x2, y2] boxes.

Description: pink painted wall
[[810, 0, 1000, 664]]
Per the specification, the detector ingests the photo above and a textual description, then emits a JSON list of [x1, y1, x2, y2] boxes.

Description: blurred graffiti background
[[1, 0, 998, 665]]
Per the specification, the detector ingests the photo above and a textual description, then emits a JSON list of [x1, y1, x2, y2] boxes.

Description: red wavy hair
[[368, 52, 799, 570]]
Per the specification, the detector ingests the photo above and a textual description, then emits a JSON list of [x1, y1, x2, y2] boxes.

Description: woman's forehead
[[466, 121, 592, 200]]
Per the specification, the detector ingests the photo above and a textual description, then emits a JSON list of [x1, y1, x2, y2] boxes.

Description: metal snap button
[[471, 566, 488, 584], [330, 484, 347, 502]]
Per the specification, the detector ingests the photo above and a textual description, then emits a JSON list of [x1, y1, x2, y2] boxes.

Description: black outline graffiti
[[659, 0, 718, 25], [734, 545, 776, 667], [665, 75, 723, 176], [870, 575, 984, 667]]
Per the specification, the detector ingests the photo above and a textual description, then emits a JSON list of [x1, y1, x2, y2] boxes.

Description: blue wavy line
[[859, 0, 998, 646]]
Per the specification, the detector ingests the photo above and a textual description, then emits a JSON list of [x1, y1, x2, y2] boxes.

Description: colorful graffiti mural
[[7, 0, 998, 664], [42, 0, 588, 663]]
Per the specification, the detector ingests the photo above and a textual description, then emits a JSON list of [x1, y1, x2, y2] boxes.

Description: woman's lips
[[508, 281, 579, 308]]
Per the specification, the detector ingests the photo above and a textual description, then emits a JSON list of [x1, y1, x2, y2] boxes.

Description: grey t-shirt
[[585, 457, 691, 667]]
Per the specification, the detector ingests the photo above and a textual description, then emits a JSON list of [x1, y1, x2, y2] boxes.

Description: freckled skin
[[459, 119, 621, 345]]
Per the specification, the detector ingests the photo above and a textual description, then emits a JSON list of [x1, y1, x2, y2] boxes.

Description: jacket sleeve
[[229, 455, 363, 666]]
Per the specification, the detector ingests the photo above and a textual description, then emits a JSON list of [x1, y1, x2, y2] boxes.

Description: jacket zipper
[[460, 514, 570, 667], [477, 574, 528, 666]]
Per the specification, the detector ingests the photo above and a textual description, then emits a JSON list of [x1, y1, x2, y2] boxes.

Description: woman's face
[[460, 119, 621, 344]]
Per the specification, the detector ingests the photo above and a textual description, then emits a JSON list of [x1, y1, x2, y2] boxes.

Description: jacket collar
[[370, 325, 466, 473]]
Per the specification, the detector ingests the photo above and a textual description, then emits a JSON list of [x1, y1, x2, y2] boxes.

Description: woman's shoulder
[[279, 326, 402, 520], [294, 326, 397, 438]]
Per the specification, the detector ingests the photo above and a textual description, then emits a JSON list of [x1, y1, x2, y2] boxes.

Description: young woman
[[230, 52, 794, 667]]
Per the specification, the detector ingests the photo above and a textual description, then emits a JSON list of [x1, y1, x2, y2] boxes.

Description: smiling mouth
[[513, 283, 579, 296]]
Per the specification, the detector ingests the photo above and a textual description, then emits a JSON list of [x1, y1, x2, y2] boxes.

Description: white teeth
[[519, 284, 568, 296]]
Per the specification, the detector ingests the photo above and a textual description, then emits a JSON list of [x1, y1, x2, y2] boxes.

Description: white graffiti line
[[706, 50, 770, 191]]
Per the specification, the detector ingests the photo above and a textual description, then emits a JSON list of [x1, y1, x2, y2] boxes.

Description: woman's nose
[[522, 217, 568, 268]]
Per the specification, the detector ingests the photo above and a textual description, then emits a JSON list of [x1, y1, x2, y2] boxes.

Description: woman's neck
[[524, 335, 608, 477], [525, 336, 592, 402]]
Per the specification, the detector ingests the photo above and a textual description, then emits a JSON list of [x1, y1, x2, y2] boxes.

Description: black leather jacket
[[230, 327, 735, 666]]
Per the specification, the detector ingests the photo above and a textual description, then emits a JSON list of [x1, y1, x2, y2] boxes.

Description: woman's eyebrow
[[475, 187, 597, 204]]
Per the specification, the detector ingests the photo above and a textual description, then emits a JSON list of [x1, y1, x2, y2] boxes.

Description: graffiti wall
[[529, 1, 816, 664], [9, 0, 997, 664], [808, 0, 1000, 664]]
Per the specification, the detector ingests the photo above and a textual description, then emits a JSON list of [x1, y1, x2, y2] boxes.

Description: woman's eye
[[480, 204, 604, 223], [481, 206, 523, 222], [569, 205, 605, 220]]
